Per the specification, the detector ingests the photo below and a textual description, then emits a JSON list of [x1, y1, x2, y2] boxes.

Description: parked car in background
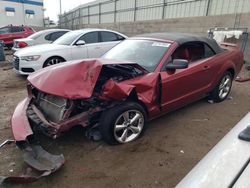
[[0, 25, 34, 49], [12, 29, 70, 52], [11, 33, 243, 146], [12, 28, 127, 75]]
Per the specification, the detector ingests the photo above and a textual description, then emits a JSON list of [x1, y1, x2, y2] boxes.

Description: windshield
[[103, 39, 171, 72], [27, 31, 44, 39], [53, 31, 82, 45]]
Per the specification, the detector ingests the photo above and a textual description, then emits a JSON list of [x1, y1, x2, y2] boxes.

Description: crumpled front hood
[[27, 58, 144, 99]]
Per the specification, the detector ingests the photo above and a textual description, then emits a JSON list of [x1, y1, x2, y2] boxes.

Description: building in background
[[58, 0, 250, 29], [0, 0, 44, 28]]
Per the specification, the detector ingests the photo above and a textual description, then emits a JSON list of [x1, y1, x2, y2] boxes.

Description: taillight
[[17, 42, 28, 48]]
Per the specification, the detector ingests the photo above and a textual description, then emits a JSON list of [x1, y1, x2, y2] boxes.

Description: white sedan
[[13, 28, 127, 75], [12, 29, 70, 52]]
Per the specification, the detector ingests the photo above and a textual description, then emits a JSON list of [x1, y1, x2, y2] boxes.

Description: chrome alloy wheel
[[46, 58, 62, 66], [218, 74, 232, 99], [114, 110, 144, 143]]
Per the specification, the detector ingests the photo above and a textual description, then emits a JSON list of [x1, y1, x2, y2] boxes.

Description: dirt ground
[[0, 51, 249, 188]]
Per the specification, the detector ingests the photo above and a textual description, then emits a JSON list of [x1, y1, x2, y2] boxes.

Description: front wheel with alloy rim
[[43, 57, 65, 67], [99, 102, 147, 145], [209, 71, 233, 102]]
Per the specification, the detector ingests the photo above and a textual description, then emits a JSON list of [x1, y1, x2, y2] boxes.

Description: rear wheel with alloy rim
[[99, 102, 147, 145], [209, 71, 233, 102]]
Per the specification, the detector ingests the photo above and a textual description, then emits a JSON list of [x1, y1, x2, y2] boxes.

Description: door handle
[[95, 47, 101, 50], [203, 65, 210, 70]]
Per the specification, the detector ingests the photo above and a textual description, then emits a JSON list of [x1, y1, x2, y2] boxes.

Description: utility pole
[[59, 0, 62, 15]]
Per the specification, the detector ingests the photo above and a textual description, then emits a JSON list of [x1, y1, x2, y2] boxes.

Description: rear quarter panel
[[208, 49, 243, 91]]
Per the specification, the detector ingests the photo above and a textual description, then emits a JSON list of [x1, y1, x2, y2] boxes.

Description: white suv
[[13, 28, 127, 75]]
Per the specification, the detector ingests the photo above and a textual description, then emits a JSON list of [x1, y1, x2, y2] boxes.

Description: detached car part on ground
[[8, 33, 244, 185]]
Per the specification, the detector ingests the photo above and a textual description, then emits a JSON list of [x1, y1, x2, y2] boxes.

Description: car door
[[98, 31, 125, 56], [70, 32, 98, 60], [80, 31, 104, 58], [160, 42, 216, 112]]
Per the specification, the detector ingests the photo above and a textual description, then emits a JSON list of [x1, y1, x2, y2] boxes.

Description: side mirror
[[75, 40, 86, 46], [165, 59, 188, 70]]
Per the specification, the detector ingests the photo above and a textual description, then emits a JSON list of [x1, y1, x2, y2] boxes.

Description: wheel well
[[226, 68, 235, 78], [43, 56, 66, 67], [126, 90, 149, 117]]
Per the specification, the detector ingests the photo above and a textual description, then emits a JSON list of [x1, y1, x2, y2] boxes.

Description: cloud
[[44, 0, 96, 22]]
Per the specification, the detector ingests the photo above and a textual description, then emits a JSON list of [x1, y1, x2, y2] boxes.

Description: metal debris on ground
[[192, 118, 209, 122], [207, 100, 214, 104], [0, 145, 65, 186], [235, 76, 250, 82], [85, 124, 102, 141], [0, 139, 14, 149]]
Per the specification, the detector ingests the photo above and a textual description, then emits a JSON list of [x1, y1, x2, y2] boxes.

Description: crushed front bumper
[[6, 97, 66, 185], [11, 97, 34, 142], [11, 97, 95, 142]]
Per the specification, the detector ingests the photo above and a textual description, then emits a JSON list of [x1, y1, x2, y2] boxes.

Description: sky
[[44, 0, 96, 22]]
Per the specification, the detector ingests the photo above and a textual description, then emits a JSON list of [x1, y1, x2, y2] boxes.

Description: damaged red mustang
[[11, 33, 244, 146]]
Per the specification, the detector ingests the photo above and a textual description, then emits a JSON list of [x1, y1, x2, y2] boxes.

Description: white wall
[[59, 0, 250, 26], [0, 0, 44, 27]]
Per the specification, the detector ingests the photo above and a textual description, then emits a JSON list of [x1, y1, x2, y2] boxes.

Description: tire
[[5, 44, 12, 50], [209, 71, 233, 103], [43, 57, 65, 67], [99, 102, 147, 145]]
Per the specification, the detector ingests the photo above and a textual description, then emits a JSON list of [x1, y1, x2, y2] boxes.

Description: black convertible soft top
[[135, 33, 223, 54]]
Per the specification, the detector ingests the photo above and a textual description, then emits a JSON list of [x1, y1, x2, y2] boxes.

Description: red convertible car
[[11, 33, 243, 146]]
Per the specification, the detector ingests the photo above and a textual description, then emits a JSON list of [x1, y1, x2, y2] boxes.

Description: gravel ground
[[0, 52, 249, 188]]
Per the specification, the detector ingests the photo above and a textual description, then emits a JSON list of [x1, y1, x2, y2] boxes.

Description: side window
[[116, 34, 125, 41], [173, 42, 215, 63], [100, 31, 119, 42], [187, 43, 205, 62], [79, 32, 99, 44], [49, 31, 68, 42], [204, 44, 215, 58], [171, 42, 205, 63], [45, 33, 52, 41], [171, 45, 191, 62], [11, 27, 24, 33]]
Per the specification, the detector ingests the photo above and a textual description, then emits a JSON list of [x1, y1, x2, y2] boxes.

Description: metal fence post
[[99, 3, 101, 24], [114, 0, 117, 23], [206, 0, 211, 16], [88, 6, 90, 25], [134, 0, 137, 21], [162, 0, 166, 19], [78, 8, 81, 29]]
